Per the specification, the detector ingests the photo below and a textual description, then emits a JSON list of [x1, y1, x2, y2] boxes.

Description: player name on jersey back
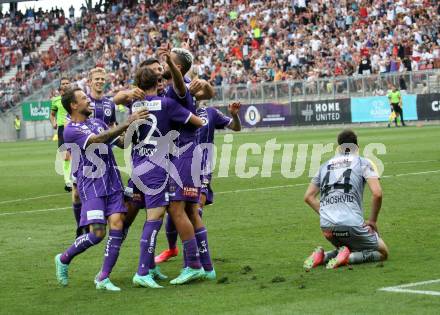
[[132, 100, 162, 112]]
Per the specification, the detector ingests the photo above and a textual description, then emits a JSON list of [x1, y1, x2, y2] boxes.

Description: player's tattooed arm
[[365, 178, 383, 232], [113, 88, 145, 105], [189, 79, 215, 101], [227, 102, 242, 131], [86, 109, 149, 147], [304, 183, 320, 215], [157, 44, 186, 98]]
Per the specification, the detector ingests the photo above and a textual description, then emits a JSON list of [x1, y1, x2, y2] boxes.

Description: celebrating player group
[[54, 44, 242, 291], [53, 44, 388, 293]]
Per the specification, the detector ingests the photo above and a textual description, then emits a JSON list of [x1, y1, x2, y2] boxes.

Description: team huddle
[[53, 46, 242, 291], [52, 46, 388, 292]]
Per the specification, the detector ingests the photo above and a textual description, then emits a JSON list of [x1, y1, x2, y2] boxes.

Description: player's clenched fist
[[228, 102, 241, 116]]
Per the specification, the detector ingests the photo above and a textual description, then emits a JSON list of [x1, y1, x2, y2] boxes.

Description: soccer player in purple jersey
[[71, 67, 118, 237], [156, 102, 241, 279], [113, 58, 212, 239], [155, 46, 220, 283], [54, 87, 148, 291], [88, 67, 117, 126], [128, 66, 204, 288]]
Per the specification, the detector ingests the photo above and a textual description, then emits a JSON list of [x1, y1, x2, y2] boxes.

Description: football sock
[[72, 203, 81, 227], [348, 250, 382, 264], [98, 229, 123, 281], [60, 232, 103, 264], [63, 160, 71, 185], [195, 227, 213, 271], [324, 250, 338, 263], [137, 220, 162, 276], [182, 244, 188, 268], [165, 214, 178, 250], [183, 237, 202, 269]]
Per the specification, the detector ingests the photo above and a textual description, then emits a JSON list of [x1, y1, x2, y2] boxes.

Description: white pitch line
[[0, 193, 67, 205], [379, 279, 440, 296], [0, 206, 70, 216], [384, 159, 439, 165], [1, 169, 439, 217], [379, 288, 440, 296], [216, 183, 308, 195]]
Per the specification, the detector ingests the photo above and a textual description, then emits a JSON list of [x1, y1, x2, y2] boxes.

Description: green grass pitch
[[1, 125, 440, 314]]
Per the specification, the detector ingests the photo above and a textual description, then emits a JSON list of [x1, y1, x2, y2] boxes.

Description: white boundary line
[[1, 169, 439, 217], [379, 279, 440, 296], [0, 206, 70, 216], [0, 193, 66, 205]]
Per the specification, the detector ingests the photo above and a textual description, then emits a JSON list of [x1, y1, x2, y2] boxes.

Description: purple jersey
[[164, 83, 198, 159], [196, 106, 232, 182], [64, 118, 123, 201], [88, 94, 116, 126], [130, 96, 193, 196]]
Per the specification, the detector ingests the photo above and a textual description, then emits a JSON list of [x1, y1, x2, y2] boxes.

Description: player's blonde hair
[[89, 67, 107, 80]]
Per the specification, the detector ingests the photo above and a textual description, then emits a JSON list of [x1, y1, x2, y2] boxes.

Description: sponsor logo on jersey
[[332, 231, 350, 238], [183, 186, 199, 198], [132, 100, 162, 112]]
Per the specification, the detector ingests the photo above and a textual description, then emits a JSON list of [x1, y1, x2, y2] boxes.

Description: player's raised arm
[[227, 102, 242, 131], [158, 44, 186, 98], [304, 183, 320, 215]]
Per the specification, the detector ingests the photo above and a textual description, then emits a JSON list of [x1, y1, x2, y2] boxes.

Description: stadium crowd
[[1, 0, 440, 112]]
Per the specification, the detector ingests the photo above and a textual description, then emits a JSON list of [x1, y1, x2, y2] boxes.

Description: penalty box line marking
[[379, 279, 440, 296], [1, 169, 439, 216]]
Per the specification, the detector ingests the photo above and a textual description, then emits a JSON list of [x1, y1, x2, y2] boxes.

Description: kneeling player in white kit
[[303, 129, 389, 270]]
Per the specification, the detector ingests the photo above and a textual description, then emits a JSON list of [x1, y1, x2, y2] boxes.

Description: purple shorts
[[169, 157, 200, 203], [200, 183, 213, 206], [80, 192, 127, 227], [136, 166, 170, 209], [124, 179, 146, 209]]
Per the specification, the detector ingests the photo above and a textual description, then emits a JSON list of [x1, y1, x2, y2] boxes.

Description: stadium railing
[[1, 69, 439, 142], [209, 70, 440, 107]]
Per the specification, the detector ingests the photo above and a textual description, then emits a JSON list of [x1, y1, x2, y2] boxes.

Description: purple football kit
[[72, 96, 116, 185], [165, 84, 201, 203], [63, 118, 126, 227], [88, 94, 117, 126], [130, 95, 193, 209], [196, 106, 232, 205]]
